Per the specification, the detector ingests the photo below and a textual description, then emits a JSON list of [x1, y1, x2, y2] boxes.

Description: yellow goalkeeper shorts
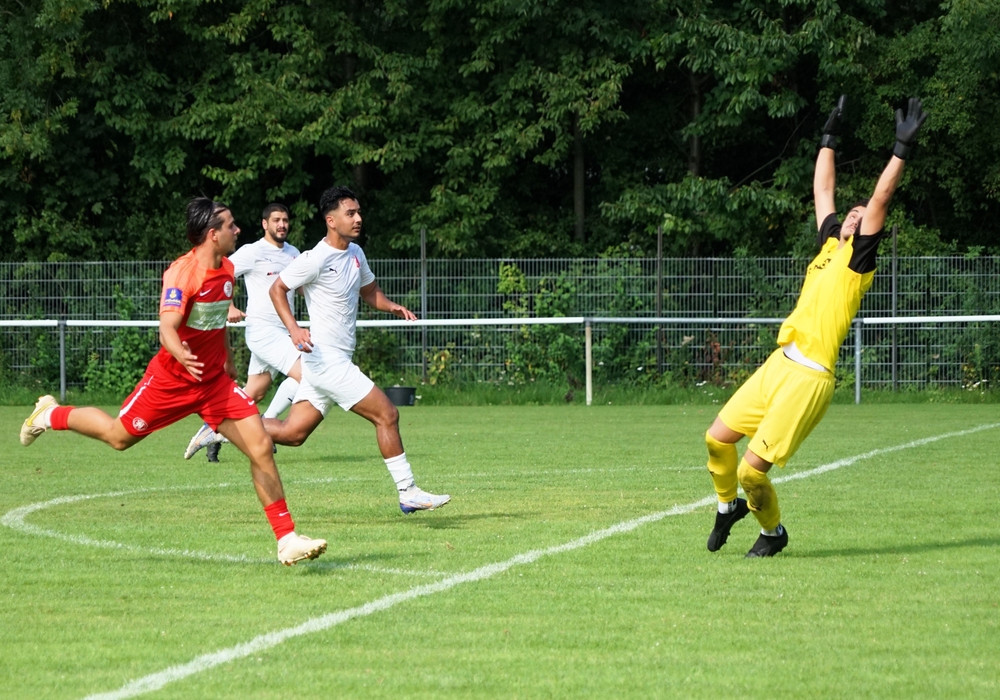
[[717, 347, 835, 467]]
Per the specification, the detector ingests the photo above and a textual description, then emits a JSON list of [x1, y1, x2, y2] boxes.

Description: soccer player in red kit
[[20, 197, 327, 566]]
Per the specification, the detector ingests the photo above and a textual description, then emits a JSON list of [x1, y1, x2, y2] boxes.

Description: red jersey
[[151, 250, 235, 383]]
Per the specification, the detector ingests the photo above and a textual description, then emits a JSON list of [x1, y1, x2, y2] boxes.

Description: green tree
[[2, 0, 998, 264], [885, 0, 1000, 252], [602, 0, 871, 256]]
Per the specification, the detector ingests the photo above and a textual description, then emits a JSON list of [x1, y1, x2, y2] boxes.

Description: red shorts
[[117, 369, 259, 437]]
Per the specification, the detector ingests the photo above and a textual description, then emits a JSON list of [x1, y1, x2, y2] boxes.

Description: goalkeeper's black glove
[[820, 94, 847, 150], [893, 97, 928, 160]]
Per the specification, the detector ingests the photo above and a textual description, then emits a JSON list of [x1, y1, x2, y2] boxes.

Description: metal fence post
[[854, 317, 863, 404], [58, 319, 67, 402], [585, 318, 593, 406], [891, 224, 898, 390], [655, 226, 663, 373], [420, 227, 428, 382]]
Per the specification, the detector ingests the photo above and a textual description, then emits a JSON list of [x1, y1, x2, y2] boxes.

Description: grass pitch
[[1, 403, 998, 699]]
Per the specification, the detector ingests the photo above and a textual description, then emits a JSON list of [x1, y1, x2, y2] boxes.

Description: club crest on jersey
[[163, 287, 183, 308], [224, 280, 233, 298], [132, 417, 149, 432]]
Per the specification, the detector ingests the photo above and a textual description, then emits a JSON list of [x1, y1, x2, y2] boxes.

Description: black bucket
[[385, 386, 416, 406]]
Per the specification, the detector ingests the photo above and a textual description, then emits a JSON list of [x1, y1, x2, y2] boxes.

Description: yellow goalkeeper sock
[[737, 458, 781, 531], [705, 431, 739, 505]]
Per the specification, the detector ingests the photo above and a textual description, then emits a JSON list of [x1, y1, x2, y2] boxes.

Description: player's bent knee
[[737, 458, 762, 484], [737, 458, 775, 509], [287, 420, 320, 446], [271, 425, 306, 447], [705, 430, 733, 458], [368, 397, 399, 428]]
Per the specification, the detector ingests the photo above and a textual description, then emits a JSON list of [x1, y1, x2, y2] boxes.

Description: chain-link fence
[[3, 256, 999, 394]]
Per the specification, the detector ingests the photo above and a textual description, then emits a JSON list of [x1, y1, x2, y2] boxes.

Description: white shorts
[[297, 345, 375, 416], [245, 324, 301, 378]]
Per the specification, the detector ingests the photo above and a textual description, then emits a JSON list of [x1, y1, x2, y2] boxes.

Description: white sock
[[762, 525, 784, 537], [263, 378, 299, 419], [385, 453, 415, 492], [718, 500, 737, 514], [41, 405, 56, 428]]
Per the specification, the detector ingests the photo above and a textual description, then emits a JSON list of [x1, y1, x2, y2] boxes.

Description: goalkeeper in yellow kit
[[704, 95, 928, 557]]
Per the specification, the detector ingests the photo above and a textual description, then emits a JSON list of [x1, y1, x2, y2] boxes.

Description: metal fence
[[2, 256, 999, 393]]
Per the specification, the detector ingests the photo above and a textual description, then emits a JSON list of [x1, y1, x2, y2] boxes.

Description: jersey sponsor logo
[[164, 287, 183, 308], [187, 299, 230, 330]]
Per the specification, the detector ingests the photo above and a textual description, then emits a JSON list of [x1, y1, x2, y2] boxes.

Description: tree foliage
[[1, 0, 998, 262]]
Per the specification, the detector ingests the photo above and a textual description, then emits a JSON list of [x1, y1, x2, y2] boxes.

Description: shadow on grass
[[797, 535, 1000, 558], [392, 510, 533, 530]]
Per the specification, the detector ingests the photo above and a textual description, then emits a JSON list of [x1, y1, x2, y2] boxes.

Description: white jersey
[[278, 239, 375, 357], [227, 237, 300, 329]]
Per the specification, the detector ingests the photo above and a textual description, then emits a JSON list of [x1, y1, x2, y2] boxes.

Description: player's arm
[[813, 95, 844, 231], [858, 157, 905, 237], [226, 302, 246, 324], [224, 247, 251, 323], [860, 98, 928, 237], [269, 276, 312, 351], [226, 247, 252, 323], [158, 310, 204, 381], [360, 281, 417, 320]]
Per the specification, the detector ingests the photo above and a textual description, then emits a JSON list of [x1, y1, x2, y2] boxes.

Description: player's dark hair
[[319, 186, 358, 217], [848, 198, 870, 210], [186, 197, 229, 245], [262, 202, 289, 220]]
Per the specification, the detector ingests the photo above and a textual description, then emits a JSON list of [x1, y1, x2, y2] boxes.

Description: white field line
[[0, 484, 444, 576], [0, 465, 704, 567], [70, 421, 998, 700]]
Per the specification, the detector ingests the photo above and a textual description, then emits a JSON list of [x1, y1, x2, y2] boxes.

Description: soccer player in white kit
[[184, 203, 303, 461], [266, 185, 450, 514]]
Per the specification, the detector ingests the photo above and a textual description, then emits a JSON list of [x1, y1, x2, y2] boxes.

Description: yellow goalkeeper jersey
[[776, 213, 885, 371]]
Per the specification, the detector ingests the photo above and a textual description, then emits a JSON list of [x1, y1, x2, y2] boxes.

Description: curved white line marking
[[1, 488, 259, 563], [80, 422, 999, 700], [0, 481, 444, 575]]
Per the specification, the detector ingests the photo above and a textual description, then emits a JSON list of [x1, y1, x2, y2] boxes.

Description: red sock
[[263, 499, 295, 541], [50, 406, 75, 431]]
